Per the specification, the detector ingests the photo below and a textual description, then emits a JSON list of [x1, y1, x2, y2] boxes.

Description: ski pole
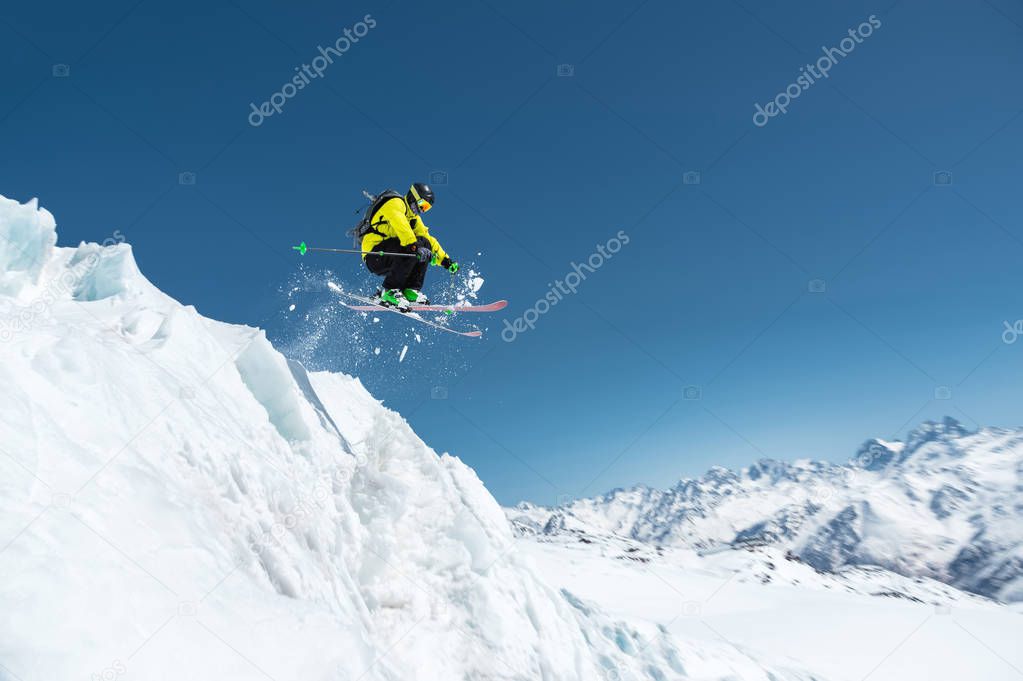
[[292, 241, 419, 258]]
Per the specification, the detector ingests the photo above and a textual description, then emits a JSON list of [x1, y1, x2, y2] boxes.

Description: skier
[[359, 182, 459, 310]]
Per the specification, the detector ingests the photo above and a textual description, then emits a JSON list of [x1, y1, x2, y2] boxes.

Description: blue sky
[[3, 0, 1023, 506]]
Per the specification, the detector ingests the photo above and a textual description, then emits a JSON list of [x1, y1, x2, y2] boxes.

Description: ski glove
[[440, 257, 459, 274], [410, 244, 432, 263]]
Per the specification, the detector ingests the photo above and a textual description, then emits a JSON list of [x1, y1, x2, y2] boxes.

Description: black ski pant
[[365, 236, 430, 290]]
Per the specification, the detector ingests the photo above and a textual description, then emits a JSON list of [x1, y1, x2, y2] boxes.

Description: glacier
[[0, 193, 822, 681]]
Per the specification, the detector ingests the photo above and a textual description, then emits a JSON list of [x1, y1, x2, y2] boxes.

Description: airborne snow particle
[[288, 304, 296, 312], [399, 345, 408, 362]]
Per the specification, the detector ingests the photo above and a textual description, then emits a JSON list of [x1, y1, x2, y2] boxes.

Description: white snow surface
[[520, 539, 1023, 681], [0, 193, 823, 680]]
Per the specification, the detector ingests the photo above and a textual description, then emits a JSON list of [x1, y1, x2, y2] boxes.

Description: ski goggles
[[414, 197, 432, 214]]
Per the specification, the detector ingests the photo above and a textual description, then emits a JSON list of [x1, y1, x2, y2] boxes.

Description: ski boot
[[402, 289, 429, 306], [378, 288, 410, 311]]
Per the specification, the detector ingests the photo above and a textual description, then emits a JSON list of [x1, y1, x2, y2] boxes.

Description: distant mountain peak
[[904, 416, 972, 448], [506, 418, 1023, 603]]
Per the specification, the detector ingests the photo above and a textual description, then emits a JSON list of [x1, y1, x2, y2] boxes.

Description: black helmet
[[406, 182, 435, 214]]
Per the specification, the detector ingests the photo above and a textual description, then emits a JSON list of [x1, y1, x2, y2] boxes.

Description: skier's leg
[[382, 255, 417, 290], [364, 254, 389, 276], [384, 236, 431, 290], [365, 238, 400, 277], [405, 237, 431, 290], [365, 239, 412, 308], [367, 238, 415, 290]]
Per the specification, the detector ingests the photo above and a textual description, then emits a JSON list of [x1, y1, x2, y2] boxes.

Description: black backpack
[[346, 189, 403, 247]]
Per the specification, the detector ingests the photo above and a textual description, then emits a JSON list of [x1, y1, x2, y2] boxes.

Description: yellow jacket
[[361, 197, 448, 262]]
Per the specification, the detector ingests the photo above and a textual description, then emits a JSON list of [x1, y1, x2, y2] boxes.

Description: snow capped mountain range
[[508, 417, 1023, 603], [0, 193, 827, 681]]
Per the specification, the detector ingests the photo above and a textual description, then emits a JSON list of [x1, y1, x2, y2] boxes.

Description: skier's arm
[[378, 198, 418, 247], [414, 220, 448, 262]]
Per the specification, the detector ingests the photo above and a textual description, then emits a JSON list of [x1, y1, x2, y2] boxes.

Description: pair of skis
[[327, 282, 506, 338]]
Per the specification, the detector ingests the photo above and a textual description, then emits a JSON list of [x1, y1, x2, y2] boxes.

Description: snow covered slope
[[519, 538, 1023, 681], [0, 194, 821, 681], [507, 418, 1023, 603]]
